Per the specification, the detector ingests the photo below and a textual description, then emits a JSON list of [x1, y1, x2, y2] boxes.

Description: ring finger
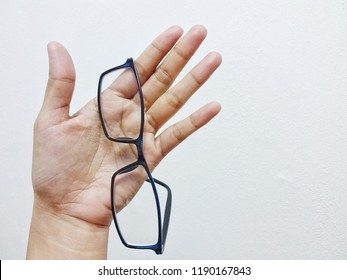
[[145, 51, 222, 133]]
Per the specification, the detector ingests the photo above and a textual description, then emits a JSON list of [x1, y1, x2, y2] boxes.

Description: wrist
[[27, 202, 109, 260]]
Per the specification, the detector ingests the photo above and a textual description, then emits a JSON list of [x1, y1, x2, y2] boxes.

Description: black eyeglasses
[[97, 58, 172, 254]]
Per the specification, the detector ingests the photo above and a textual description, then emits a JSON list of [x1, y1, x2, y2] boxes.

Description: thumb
[[39, 42, 76, 124]]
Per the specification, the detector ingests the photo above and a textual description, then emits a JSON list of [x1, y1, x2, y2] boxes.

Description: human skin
[[27, 25, 222, 259]]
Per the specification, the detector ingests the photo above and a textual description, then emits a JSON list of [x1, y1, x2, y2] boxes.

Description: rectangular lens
[[99, 66, 142, 140], [112, 164, 162, 246]]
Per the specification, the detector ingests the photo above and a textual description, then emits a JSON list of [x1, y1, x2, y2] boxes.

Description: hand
[[27, 25, 222, 259]]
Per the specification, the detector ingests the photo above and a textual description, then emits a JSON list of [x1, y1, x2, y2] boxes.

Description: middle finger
[[141, 25, 208, 109]]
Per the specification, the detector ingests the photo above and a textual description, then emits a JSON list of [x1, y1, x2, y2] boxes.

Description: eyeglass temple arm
[[148, 178, 172, 246]]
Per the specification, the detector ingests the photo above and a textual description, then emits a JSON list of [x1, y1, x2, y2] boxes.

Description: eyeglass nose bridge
[[110, 133, 146, 164]]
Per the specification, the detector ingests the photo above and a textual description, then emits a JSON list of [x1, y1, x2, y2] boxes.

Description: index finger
[[135, 25, 184, 85]]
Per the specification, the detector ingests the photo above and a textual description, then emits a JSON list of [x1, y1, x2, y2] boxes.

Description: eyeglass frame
[[97, 58, 172, 255]]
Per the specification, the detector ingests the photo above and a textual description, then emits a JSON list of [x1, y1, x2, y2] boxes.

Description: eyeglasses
[[97, 58, 172, 254]]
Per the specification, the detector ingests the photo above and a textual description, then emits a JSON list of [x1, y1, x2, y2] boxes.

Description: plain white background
[[0, 0, 346, 259]]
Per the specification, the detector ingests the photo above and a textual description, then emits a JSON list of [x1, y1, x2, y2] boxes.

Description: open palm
[[31, 25, 222, 232]]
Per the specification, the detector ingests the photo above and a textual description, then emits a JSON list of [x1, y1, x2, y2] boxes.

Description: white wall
[[0, 0, 346, 259]]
